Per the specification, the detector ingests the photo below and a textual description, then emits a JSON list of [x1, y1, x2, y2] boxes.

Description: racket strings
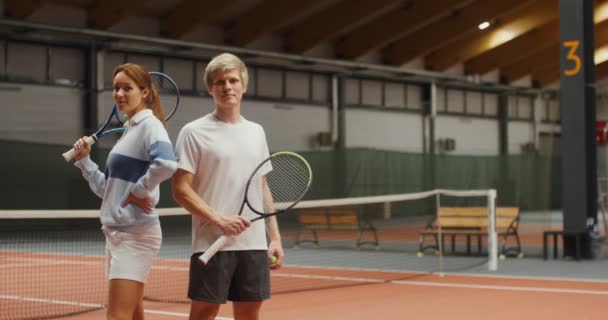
[[265, 156, 311, 212]]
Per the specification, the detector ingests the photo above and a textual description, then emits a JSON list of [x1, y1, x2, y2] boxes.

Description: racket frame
[[198, 151, 312, 265], [244, 151, 312, 222], [62, 71, 180, 162]]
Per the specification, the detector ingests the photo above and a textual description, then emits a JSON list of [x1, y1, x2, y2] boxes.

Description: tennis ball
[[270, 255, 278, 264]]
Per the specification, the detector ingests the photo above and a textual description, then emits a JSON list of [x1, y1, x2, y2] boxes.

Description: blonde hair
[[113, 63, 166, 126], [204, 53, 249, 91]]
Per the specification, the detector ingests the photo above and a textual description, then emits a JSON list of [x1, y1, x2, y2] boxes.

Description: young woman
[[71, 63, 177, 320]]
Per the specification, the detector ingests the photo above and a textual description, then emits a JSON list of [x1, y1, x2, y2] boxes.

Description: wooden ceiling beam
[[466, 0, 608, 75], [502, 19, 608, 83], [335, 0, 471, 60], [226, 0, 327, 47], [531, 59, 560, 87], [500, 44, 558, 82], [597, 60, 608, 80], [52, 0, 94, 7], [162, 0, 236, 38], [87, 0, 146, 30], [425, 0, 556, 71], [464, 20, 558, 75], [4, 0, 44, 19], [535, 57, 608, 87], [383, 0, 530, 66], [285, 0, 403, 54]]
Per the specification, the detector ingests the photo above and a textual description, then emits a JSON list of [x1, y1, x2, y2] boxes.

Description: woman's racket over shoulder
[[62, 71, 180, 162], [198, 151, 313, 265]]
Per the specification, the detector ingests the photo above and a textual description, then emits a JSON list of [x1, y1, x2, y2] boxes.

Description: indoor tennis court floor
[[50, 251, 608, 320]]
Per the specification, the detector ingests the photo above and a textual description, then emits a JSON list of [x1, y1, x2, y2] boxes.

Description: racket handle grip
[[62, 136, 96, 162], [198, 235, 229, 265]]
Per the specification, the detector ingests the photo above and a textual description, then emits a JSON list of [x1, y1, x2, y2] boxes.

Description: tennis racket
[[62, 71, 180, 162], [198, 151, 312, 265]]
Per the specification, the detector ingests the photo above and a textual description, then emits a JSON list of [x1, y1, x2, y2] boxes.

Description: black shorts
[[188, 250, 270, 304]]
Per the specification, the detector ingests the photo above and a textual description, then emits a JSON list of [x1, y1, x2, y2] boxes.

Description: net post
[[383, 201, 392, 219], [436, 191, 444, 276], [487, 189, 498, 271]]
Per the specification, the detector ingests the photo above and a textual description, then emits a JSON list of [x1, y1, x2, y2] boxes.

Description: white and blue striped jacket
[[75, 109, 177, 229]]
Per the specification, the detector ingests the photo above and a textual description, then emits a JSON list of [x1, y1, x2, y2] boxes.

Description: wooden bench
[[295, 207, 379, 248], [417, 207, 522, 258]]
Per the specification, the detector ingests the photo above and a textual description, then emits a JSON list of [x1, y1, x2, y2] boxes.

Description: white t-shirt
[[175, 112, 271, 253]]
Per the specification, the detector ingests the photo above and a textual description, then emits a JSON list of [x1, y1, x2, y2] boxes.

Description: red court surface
[[5, 263, 608, 320], [3, 218, 605, 320]]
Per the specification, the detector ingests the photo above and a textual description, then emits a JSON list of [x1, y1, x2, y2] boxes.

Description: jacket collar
[[128, 109, 153, 126]]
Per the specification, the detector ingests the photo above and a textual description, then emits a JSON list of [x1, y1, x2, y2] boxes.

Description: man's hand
[[217, 215, 251, 236], [268, 240, 284, 270]]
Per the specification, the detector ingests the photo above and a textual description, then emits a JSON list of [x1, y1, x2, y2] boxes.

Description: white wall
[[345, 109, 423, 152], [96, 91, 329, 152], [508, 121, 535, 154], [95, 91, 211, 149], [0, 84, 82, 145], [0, 6, 558, 157], [435, 116, 499, 155], [242, 102, 330, 152]]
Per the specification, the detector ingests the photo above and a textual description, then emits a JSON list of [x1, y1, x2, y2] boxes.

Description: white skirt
[[103, 222, 162, 283]]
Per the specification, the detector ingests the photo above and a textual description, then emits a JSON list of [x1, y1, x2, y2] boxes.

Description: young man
[[172, 53, 284, 320]]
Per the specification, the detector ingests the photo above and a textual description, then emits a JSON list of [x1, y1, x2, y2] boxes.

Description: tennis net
[[0, 189, 499, 320]]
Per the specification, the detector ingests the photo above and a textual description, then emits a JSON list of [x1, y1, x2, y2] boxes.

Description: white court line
[[151, 265, 189, 271], [275, 273, 608, 295], [0, 294, 233, 319], [284, 263, 608, 285], [1, 257, 100, 266], [0, 262, 52, 268], [3, 274, 607, 320], [8, 254, 608, 286], [145, 309, 233, 319], [447, 271, 608, 284], [5, 254, 608, 285], [1, 256, 189, 271], [285, 263, 429, 275], [391, 280, 608, 295], [0, 294, 103, 308], [273, 272, 385, 283]]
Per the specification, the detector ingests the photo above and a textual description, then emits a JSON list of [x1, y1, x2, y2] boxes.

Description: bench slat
[[299, 215, 328, 224], [439, 207, 519, 218], [418, 206, 521, 257], [296, 207, 378, 247], [329, 215, 359, 224]]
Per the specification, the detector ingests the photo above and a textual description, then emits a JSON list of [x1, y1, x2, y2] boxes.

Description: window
[[163, 58, 195, 92], [466, 91, 482, 115], [446, 89, 464, 113], [104, 52, 126, 87], [484, 93, 498, 116], [406, 85, 423, 110], [7, 42, 47, 82], [384, 81, 405, 108], [345, 78, 360, 105], [285, 71, 309, 100], [311, 74, 329, 103], [257, 68, 283, 98], [49, 47, 84, 85]]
